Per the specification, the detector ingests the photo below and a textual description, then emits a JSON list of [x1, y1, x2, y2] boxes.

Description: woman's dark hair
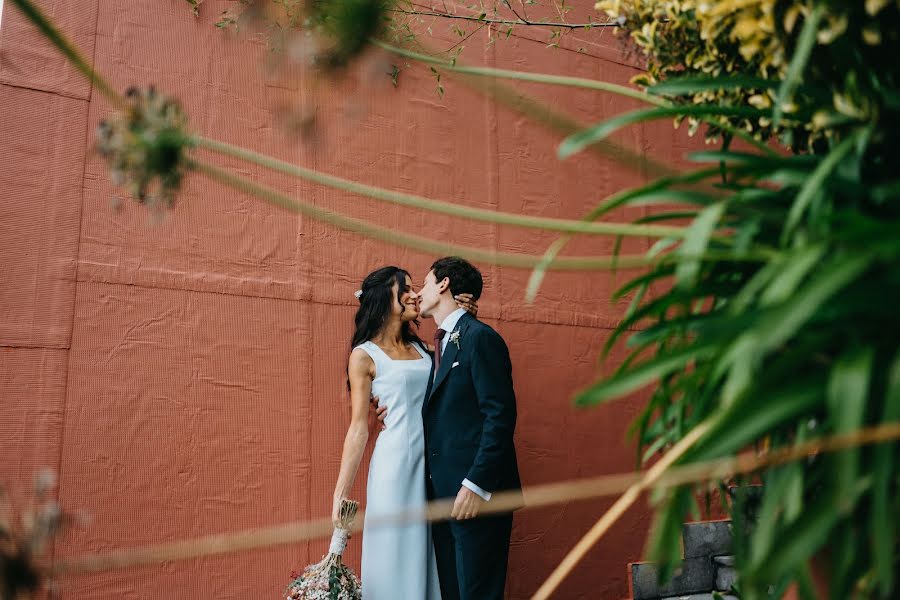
[[350, 266, 425, 352]]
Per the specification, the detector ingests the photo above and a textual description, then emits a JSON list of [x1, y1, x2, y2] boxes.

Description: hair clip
[[354, 290, 363, 300]]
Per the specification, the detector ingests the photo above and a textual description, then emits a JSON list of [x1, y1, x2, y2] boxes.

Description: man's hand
[[451, 486, 483, 520], [370, 395, 387, 430]]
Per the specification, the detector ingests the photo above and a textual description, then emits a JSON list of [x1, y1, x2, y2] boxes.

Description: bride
[[331, 266, 475, 599]]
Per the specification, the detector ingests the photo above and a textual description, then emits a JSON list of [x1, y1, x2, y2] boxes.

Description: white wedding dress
[[356, 341, 442, 600]]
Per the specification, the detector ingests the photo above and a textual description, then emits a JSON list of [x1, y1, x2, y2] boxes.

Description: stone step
[[713, 555, 736, 592], [682, 519, 733, 559], [715, 566, 736, 591], [629, 559, 716, 600], [712, 555, 734, 567]]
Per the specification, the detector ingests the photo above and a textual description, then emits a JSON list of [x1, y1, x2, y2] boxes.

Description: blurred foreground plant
[[7, 0, 900, 598], [597, 0, 900, 152], [0, 471, 81, 600], [550, 2, 900, 598]]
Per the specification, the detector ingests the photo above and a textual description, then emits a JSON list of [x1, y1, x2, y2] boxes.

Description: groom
[[416, 256, 521, 600]]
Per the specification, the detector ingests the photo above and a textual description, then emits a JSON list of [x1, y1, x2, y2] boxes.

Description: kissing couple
[[331, 257, 521, 599]]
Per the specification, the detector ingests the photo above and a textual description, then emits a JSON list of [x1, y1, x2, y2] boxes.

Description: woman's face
[[392, 275, 420, 322]]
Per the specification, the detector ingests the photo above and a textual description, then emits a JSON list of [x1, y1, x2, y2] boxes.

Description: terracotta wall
[[0, 1, 702, 598]]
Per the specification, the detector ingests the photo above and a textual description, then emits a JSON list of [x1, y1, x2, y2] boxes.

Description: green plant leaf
[[752, 252, 874, 354], [752, 486, 842, 585], [687, 380, 824, 461], [870, 351, 900, 596], [750, 463, 805, 568], [759, 245, 827, 306], [634, 211, 699, 225], [728, 259, 784, 314], [826, 347, 872, 502], [575, 344, 718, 407], [783, 134, 859, 241], [646, 486, 693, 581], [648, 75, 778, 96], [688, 150, 818, 169], [612, 264, 675, 301], [796, 561, 820, 600], [558, 106, 767, 159], [590, 166, 724, 219], [773, 3, 824, 126], [675, 202, 726, 289]]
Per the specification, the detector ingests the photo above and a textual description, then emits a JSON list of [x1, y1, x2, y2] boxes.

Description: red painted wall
[[0, 1, 705, 598]]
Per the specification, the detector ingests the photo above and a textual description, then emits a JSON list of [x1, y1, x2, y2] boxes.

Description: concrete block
[[630, 558, 716, 600], [715, 566, 737, 591], [683, 520, 733, 558]]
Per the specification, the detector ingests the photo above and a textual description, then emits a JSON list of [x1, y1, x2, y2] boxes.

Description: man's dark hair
[[431, 256, 483, 301]]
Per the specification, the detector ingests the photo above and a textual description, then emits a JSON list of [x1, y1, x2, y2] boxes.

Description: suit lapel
[[426, 312, 473, 405], [423, 353, 436, 403]]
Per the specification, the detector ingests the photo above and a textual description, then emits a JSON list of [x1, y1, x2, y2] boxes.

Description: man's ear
[[437, 277, 450, 294]]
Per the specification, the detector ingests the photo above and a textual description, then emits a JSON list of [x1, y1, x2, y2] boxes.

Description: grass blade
[[783, 134, 859, 241], [649, 75, 778, 96], [675, 202, 726, 289], [871, 351, 900, 595], [773, 4, 824, 126], [559, 106, 767, 159], [575, 344, 718, 407], [826, 347, 872, 501], [687, 381, 823, 461]]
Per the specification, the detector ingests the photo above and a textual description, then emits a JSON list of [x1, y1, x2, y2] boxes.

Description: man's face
[[417, 270, 446, 317]]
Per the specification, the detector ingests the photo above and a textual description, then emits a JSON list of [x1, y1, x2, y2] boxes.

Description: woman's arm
[[331, 348, 374, 526]]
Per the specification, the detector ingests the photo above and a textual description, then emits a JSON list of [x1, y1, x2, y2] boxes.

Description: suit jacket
[[423, 312, 521, 502]]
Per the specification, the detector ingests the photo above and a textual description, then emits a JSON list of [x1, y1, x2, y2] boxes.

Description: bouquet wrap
[[284, 499, 361, 600]]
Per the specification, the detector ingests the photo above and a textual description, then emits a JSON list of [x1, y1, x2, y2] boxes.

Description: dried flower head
[[96, 86, 192, 215], [217, 0, 385, 69], [214, 0, 389, 140]]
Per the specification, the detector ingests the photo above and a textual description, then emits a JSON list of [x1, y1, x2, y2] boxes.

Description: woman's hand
[[332, 496, 346, 528], [455, 293, 478, 317]]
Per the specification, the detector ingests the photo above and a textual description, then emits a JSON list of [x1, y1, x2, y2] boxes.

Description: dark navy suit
[[423, 312, 520, 600]]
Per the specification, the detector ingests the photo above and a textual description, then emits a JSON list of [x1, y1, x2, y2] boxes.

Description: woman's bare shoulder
[[348, 346, 374, 371]]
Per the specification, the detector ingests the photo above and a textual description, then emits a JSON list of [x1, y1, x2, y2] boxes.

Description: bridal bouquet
[[284, 499, 362, 600]]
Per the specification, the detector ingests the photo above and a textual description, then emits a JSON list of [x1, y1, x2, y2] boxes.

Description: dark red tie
[[433, 328, 447, 375]]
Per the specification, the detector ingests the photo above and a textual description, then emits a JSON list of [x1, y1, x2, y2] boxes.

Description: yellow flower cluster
[[596, 0, 898, 147]]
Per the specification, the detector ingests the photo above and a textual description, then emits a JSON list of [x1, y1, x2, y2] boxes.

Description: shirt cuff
[[462, 478, 492, 501]]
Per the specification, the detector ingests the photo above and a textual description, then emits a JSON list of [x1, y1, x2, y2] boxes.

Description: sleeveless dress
[[356, 341, 442, 600]]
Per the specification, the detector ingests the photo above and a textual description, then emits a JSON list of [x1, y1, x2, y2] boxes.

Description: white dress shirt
[[437, 308, 492, 502]]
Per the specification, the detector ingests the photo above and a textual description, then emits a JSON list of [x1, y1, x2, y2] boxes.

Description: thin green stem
[[9, 0, 126, 110], [195, 136, 688, 239], [385, 39, 680, 181], [376, 40, 666, 107], [525, 165, 726, 301], [190, 159, 766, 271], [377, 41, 775, 156], [388, 7, 613, 29], [560, 106, 775, 159], [191, 159, 635, 270]]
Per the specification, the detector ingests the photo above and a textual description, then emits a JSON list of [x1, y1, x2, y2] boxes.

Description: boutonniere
[[449, 329, 461, 350]]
